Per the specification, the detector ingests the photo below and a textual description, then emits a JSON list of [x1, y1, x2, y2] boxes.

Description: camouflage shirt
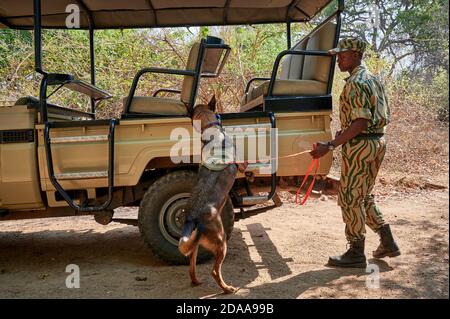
[[339, 65, 390, 134]]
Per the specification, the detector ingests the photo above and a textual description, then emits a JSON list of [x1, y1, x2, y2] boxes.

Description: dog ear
[[208, 95, 217, 113]]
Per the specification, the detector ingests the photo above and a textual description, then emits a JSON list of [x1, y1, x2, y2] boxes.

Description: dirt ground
[[0, 185, 448, 299]]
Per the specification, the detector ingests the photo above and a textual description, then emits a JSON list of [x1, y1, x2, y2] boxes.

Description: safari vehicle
[[0, 0, 343, 264]]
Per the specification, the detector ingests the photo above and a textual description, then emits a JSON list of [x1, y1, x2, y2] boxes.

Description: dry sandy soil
[[0, 186, 448, 299]]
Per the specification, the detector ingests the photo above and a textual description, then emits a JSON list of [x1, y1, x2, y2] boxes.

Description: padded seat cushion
[[124, 96, 188, 115], [181, 43, 201, 104], [240, 20, 337, 110], [241, 80, 327, 105], [122, 41, 201, 116]]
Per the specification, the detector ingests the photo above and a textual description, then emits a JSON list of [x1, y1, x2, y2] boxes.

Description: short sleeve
[[348, 82, 372, 121]]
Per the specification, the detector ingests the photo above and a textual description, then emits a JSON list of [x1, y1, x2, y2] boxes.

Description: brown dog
[[178, 96, 245, 294]]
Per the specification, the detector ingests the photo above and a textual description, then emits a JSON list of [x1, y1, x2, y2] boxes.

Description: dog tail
[[178, 217, 203, 256]]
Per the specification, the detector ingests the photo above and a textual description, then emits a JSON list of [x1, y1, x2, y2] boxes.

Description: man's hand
[[310, 142, 329, 159], [310, 120, 368, 159]]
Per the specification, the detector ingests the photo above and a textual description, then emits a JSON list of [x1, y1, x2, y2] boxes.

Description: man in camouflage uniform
[[311, 38, 401, 268]]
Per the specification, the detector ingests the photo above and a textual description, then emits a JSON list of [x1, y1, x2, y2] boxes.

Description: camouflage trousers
[[338, 137, 386, 241]]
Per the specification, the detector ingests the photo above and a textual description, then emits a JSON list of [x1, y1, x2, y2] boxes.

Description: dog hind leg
[[189, 243, 201, 285], [179, 229, 198, 256], [211, 241, 237, 294]]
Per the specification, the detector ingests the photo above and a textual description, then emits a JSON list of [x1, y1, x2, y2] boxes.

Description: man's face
[[336, 50, 360, 72]]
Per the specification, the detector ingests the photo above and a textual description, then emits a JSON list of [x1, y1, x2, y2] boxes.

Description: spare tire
[[138, 170, 234, 265]]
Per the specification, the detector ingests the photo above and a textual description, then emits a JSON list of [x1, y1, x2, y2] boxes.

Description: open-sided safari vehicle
[[0, 0, 343, 263]]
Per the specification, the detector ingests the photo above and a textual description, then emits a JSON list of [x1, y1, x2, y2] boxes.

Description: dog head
[[191, 95, 218, 133]]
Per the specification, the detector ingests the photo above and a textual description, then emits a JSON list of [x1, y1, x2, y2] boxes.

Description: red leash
[[296, 144, 320, 205]]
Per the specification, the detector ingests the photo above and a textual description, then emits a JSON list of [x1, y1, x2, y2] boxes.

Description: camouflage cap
[[329, 38, 369, 55]]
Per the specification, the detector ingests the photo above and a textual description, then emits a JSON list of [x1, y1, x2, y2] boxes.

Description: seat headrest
[[302, 21, 337, 83]]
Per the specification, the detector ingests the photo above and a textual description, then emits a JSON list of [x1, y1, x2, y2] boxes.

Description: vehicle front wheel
[[138, 170, 234, 265]]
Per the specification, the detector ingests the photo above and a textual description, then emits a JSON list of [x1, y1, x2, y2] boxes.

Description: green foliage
[[398, 0, 449, 75], [200, 27, 209, 38], [0, 1, 448, 122], [428, 70, 449, 122], [342, 0, 448, 77], [387, 69, 449, 125], [0, 30, 32, 68]]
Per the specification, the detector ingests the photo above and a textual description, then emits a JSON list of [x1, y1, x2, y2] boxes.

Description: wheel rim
[[159, 193, 190, 246]]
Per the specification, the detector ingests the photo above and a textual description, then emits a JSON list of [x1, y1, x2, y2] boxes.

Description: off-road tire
[[138, 170, 234, 265]]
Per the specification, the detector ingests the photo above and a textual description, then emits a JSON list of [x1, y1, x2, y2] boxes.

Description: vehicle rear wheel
[[138, 170, 234, 265]]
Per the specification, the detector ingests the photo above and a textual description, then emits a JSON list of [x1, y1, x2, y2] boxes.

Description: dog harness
[[201, 125, 235, 171]]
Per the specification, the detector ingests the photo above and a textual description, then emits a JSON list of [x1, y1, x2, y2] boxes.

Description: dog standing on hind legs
[[178, 96, 246, 294]]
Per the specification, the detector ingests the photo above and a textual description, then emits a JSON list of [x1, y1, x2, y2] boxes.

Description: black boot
[[373, 224, 401, 258], [328, 239, 367, 268]]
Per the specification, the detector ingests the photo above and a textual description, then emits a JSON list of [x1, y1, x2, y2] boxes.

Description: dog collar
[[203, 121, 221, 130]]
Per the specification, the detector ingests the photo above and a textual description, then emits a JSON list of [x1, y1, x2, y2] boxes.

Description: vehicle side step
[[240, 196, 270, 205], [245, 162, 271, 171], [223, 111, 277, 208], [224, 123, 272, 130], [55, 171, 108, 180], [44, 118, 117, 212], [50, 135, 108, 144]]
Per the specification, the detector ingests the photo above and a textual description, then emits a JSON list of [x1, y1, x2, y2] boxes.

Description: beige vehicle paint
[[0, 103, 332, 212]]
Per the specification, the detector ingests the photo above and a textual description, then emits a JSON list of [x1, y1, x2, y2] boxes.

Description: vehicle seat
[[240, 20, 337, 109], [122, 42, 201, 116], [14, 96, 95, 120]]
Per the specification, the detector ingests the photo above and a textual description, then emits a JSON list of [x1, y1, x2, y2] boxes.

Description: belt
[[354, 133, 385, 140]]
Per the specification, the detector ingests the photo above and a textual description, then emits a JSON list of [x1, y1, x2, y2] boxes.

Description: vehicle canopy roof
[[1, 0, 334, 30]]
